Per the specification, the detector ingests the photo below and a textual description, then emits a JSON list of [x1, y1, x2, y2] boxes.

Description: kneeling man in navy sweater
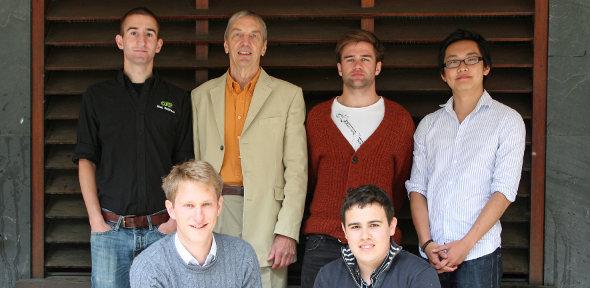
[[130, 160, 261, 287], [314, 185, 440, 288]]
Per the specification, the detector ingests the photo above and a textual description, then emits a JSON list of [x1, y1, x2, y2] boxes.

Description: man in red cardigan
[[300, 30, 415, 288]]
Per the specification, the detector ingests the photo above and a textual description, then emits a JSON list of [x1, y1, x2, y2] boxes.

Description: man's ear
[[483, 64, 491, 76], [261, 40, 267, 56], [440, 72, 448, 83], [341, 223, 347, 238], [223, 40, 229, 54], [337, 63, 343, 77], [389, 217, 398, 237], [375, 61, 382, 76], [217, 196, 224, 216], [165, 200, 176, 220], [115, 34, 124, 50], [155, 38, 163, 54]]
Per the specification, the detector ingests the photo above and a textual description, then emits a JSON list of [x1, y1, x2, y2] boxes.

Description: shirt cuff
[[490, 185, 517, 202]]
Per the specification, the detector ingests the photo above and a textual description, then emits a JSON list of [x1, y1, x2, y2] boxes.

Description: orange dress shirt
[[220, 69, 261, 185]]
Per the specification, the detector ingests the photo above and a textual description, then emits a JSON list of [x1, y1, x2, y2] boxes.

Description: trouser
[[215, 195, 288, 288], [438, 247, 503, 288], [300, 234, 344, 288], [90, 215, 166, 288]]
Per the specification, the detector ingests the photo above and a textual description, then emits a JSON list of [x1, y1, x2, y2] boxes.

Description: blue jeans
[[438, 247, 502, 288], [300, 234, 344, 288], [90, 215, 166, 288]]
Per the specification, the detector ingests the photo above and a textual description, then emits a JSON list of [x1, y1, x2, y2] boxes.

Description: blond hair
[[162, 160, 223, 202]]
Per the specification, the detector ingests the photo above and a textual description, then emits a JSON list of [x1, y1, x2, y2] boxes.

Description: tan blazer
[[191, 69, 308, 265]]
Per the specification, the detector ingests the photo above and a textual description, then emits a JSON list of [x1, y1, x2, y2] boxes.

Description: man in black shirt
[[74, 7, 192, 288]]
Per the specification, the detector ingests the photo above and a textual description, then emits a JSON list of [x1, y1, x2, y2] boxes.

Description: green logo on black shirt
[[156, 101, 176, 114]]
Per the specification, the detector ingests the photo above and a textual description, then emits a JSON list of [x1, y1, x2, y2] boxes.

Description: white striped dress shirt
[[405, 90, 526, 261]]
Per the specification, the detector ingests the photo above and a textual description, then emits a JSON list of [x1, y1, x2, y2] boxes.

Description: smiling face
[[115, 14, 163, 67], [441, 40, 490, 94], [165, 180, 223, 246], [342, 203, 396, 271], [337, 41, 382, 90], [223, 15, 267, 72]]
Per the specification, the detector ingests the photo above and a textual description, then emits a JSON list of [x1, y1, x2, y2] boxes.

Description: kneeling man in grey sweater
[[130, 160, 261, 288]]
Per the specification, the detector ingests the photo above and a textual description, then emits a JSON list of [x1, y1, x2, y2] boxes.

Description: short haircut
[[335, 29, 385, 63], [224, 10, 268, 41], [341, 185, 395, 225], [162, 160, 223, 202], [438, 29, 492, 74], [119, 6, 160, 35]]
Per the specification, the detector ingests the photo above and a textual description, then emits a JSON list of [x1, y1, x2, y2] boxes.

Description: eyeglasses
[[444, 56, 484, 69]]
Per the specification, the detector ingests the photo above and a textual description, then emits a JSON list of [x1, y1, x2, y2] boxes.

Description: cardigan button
[[220, 145, 224, 151], [352, 156, 358, 164]]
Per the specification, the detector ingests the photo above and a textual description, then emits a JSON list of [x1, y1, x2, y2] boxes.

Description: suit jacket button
[[220, 145, 224, 151], [352, 156, 358, 164]]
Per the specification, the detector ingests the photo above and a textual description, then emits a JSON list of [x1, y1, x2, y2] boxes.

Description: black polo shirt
[[74, 71, 193, 215]]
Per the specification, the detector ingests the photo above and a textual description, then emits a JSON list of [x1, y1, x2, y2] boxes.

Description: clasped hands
[[423, 239, 472, 273]]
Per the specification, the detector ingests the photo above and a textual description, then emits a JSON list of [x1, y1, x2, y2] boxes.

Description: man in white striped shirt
[[405, 29, 526, 288]]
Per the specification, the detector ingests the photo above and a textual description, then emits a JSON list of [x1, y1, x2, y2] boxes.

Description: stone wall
[[0, 1, 32, 288], [544, 1, 590, 287]]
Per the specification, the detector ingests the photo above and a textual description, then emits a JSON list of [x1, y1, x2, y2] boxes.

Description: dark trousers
[[300, 234, 344, 288], [439, 247, 503, 288]]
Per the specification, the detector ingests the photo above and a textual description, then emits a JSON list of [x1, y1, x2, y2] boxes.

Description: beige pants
[[215, 195, 288, 288]]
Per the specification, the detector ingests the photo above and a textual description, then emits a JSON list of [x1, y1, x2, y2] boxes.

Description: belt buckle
[[121, 216, 127, 228]]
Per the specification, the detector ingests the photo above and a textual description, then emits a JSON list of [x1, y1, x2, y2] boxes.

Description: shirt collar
[[174, 233, 217, 267], [441, 90, 492, 116], [226, 68, 261, 95], [341, 242, 402, 287], [118, 69, 158, 85]]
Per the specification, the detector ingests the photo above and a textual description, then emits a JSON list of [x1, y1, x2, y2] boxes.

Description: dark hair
[[120, 7, 160, 35], [341, 185, 395, 225], [335, 29, 385, 63], [438, 29, 491, 74]]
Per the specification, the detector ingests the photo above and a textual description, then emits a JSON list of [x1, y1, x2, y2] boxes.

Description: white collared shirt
[[174, 233, 217, 267], [405, 90, 526, 260]]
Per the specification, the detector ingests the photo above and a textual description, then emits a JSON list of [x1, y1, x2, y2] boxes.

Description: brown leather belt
[[101, 210, 169, 229], [222, 184, 244, 196]]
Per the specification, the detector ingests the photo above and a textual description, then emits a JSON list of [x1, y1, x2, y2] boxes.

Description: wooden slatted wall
[[34, 0, 545, 284]]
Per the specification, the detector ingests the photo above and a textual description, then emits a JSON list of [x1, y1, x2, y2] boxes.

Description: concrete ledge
[[16, 277, 89, 288], [17, 277, 555, 288]]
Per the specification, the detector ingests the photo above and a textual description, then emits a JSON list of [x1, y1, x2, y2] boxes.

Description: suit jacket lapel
[[209, 73, 227, 141], [243, 69, 272, 133]]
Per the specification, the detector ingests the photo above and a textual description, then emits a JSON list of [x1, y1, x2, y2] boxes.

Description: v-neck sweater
[[304, 97, 415, 243]]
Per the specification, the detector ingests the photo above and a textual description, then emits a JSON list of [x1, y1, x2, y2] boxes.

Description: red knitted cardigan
[[304, 97, 415, 243]]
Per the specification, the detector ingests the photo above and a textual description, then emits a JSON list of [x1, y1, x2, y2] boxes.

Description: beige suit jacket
[[191, 69, 308, 266]]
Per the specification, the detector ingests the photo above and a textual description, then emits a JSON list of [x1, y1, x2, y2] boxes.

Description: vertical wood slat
[[31, 0, 45, 278], [195, 1, 209, 85], [530, 0, 548, 284], [360, 0, 375, 7], [360, 0, 375, 32], [195, 0, 208, 9], [361, 18, 374, 32]]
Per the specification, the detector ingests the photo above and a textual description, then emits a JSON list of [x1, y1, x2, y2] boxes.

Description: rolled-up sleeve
[[405, 115, 431, 197], [73, 87, 100, 164], [490, 111, 526, 202]]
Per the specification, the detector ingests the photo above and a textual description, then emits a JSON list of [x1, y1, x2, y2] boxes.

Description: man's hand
[[267, 234, 296, 269], [433, 239, 472, 268], [157, 218, 177, 234], [424, 242, 456, 273], [90, 218, 112, 233]]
